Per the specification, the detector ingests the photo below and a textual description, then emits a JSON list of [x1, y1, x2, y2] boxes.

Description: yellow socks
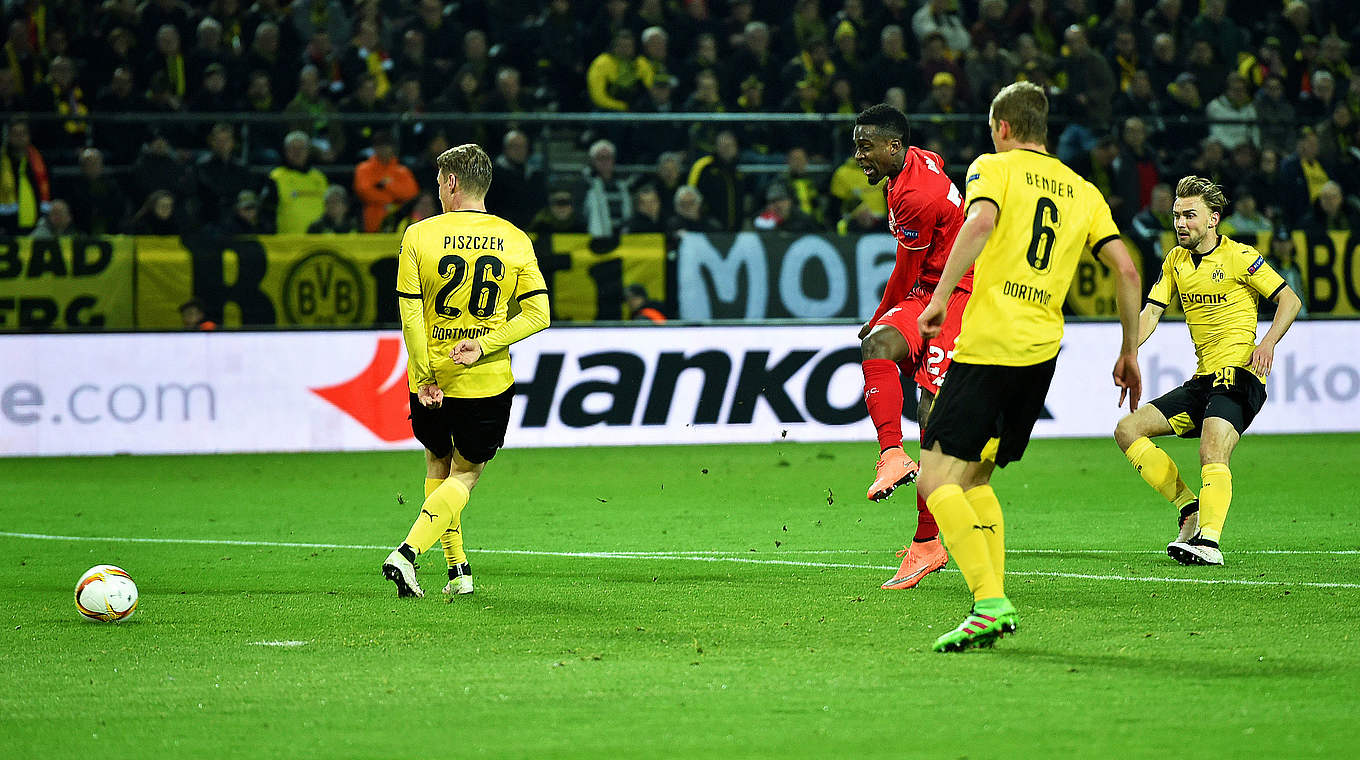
[[1126, 437, 1197, 508], [402, 478, 471, 554], [1198, 463, 1233, 543], [964, 484, 1004, 580], [927, 484, 1004, 601], [425, 478, 470, 568]]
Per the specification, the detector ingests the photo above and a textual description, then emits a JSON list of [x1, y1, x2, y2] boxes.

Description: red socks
[[915, 490, 939, 540], [862, 359, 904, 451]]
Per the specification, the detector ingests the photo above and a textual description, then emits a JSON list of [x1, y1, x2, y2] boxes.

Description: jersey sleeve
[[1145, 253, 1176, 308], [476, 237, 550, 356], [396, 227, 421, 299], [1238, 246, 1287, 300], [1084, 190, 1121, 261], [963, 153, 1004, 212]]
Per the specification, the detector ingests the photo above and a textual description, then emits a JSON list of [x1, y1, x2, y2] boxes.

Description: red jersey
[[872, 147, 971, 323]]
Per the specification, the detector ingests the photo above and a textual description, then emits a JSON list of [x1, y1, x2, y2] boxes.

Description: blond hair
[[435, 143, 493, 199], [1174, 175, 1228, 216], [989, 81, 1048, 144]]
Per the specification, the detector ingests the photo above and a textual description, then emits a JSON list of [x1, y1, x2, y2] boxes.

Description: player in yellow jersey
[[1114, 177, 1301, 567], [915, 82, 1145, 652], [380, 144, 550, 598]]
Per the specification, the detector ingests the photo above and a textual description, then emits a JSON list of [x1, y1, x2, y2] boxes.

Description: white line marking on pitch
[[1, 531, 1356, 590], [249, 641, 309, 647]]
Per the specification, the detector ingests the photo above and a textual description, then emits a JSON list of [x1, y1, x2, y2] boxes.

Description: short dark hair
[[855, 103, 910, 142]]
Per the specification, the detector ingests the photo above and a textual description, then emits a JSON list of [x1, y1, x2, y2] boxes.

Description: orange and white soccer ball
[[74, 565, 139, 622]]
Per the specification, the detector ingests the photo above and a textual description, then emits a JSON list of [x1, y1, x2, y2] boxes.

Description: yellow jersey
[[1146, 235, 1285, 379], [397, 210, 549, 398], [953, 149, 1121, 365]]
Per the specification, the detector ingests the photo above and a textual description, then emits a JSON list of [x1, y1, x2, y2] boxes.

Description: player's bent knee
[[1113, 416, 1139, 450], [860, 328, 905, 361]]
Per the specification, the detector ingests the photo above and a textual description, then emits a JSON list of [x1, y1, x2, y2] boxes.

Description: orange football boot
[[867, 447, 920, 501], [881, 537, 949, 590]]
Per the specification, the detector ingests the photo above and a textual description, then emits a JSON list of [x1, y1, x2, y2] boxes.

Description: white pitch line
[[2, 531, 1357, 589], [249, 640, 309, 647]]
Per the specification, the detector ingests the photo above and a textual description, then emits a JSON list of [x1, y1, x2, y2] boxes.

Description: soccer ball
[[74, 565, 139, 622]]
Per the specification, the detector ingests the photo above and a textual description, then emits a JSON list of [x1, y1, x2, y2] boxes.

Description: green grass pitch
[[2, 435, 1358, 758]]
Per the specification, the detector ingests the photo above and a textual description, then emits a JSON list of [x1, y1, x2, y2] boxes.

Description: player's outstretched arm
[[1251, 286, 1302, 377], [1102, 238, 1143, 410], [920, 200, 996, 337]]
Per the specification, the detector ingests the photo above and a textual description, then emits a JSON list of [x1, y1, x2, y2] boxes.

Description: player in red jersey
[[853, 104, 972, 590]]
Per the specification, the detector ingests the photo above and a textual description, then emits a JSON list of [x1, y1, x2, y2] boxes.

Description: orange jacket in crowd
[[353, 156, 419, 232]]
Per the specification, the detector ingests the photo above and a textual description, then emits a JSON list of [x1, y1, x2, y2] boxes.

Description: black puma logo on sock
[[421, 509, 436, 522], [974, 524, 998, 533]]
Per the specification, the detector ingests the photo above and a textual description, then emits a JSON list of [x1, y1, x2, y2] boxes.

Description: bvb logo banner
[[281, 249, 368, 325]]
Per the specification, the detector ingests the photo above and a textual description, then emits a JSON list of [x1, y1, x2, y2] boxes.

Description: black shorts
[[1149, 367, 1266, 438], [409, 387, 515, 463], [922, 357, 1057, 467]]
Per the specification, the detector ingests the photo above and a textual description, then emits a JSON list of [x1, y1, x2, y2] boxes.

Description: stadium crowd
[[2, 0, 1358, 300]]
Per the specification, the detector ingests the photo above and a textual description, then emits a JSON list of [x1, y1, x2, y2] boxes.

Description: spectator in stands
[[625, 183, 666, 233], [1304, 181, 1360, 233], [529, 0, 587, 111], [31, 199, 74, 240], [966, 38, 1013, 107], [912, 0, 970, 55], [246, 22, 296, 104], [484, 129, 543, 230], [131, 190, 186, 236], [1142, 0, 1189, 55], [284, 64, 342, 162], [829, 25, 864, 101], [0, 68, 25, 113], [679, 33, 721, 104], [971, 0, 1011, 51], [588, 29, 650, 113], [1160, 73, 1208, 162], [188, 17, 233, 87], [728, 21, 781, 104], [781, 36, 836, 106], [339, 74, 385, 163], [1107, 27, 1140, 93], [1130, 182, 1174, 264], [688, 130, 744, 232], [485, 67, 531, 117], [400, 0, 455, 74], [92, 67, 146, 163], [1184, 40, 1227, 102], [1221, 188, 1273, 239], [63, 148, 126, 235], [867, 26, 919, 105], [239, 71, 285, 163], [1315, 103, 1356, 167], [3, 17, 43, 98], [782, 146, 823, 228], [684, 69, 726, 155], [640, 27, 675, 87], [1070, 134, 1123, 221], [1298, 71, 1338, 126], [752, 182, 818, 232], [1057, 25, 1114, 131], [188, 62, 234, 117], [179, 298, 217, 330], [624, 283, 667, 323], [145, 25, 189, 103], [261, 131, 327, 234], [1206, 73, 1260, 151], [1190, 0, 1246, 72], [340, 20, 393, 102], [354, 131, 418, 232], [32, 57, 88, 159], [581, 139, 633, 239], [528, 187, 587, 237], [1007, 2, 1059, 58], [632, 75, 684, 162], [918, 31, 969, 108], [915, 72, 975, 164], [782, 0, 828, 59], [1264, 228, 1308, 318], [1253, 75, 1296, 155], [1279, 129, 1332, 223], [1189, 136, 1229, 188], [0, 118, 49, 236], [649, 152, 686, 222], [221, 190, 268, 236], [307, 185, 358, 234], [665, 184, 722, 251], [1112, 117, 1159, 229], [1146, 33, 1180, 98], [190, 123, 252, 228]]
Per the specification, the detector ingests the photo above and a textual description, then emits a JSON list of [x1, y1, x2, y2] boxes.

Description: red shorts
[[872, 285, 970, 395]]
